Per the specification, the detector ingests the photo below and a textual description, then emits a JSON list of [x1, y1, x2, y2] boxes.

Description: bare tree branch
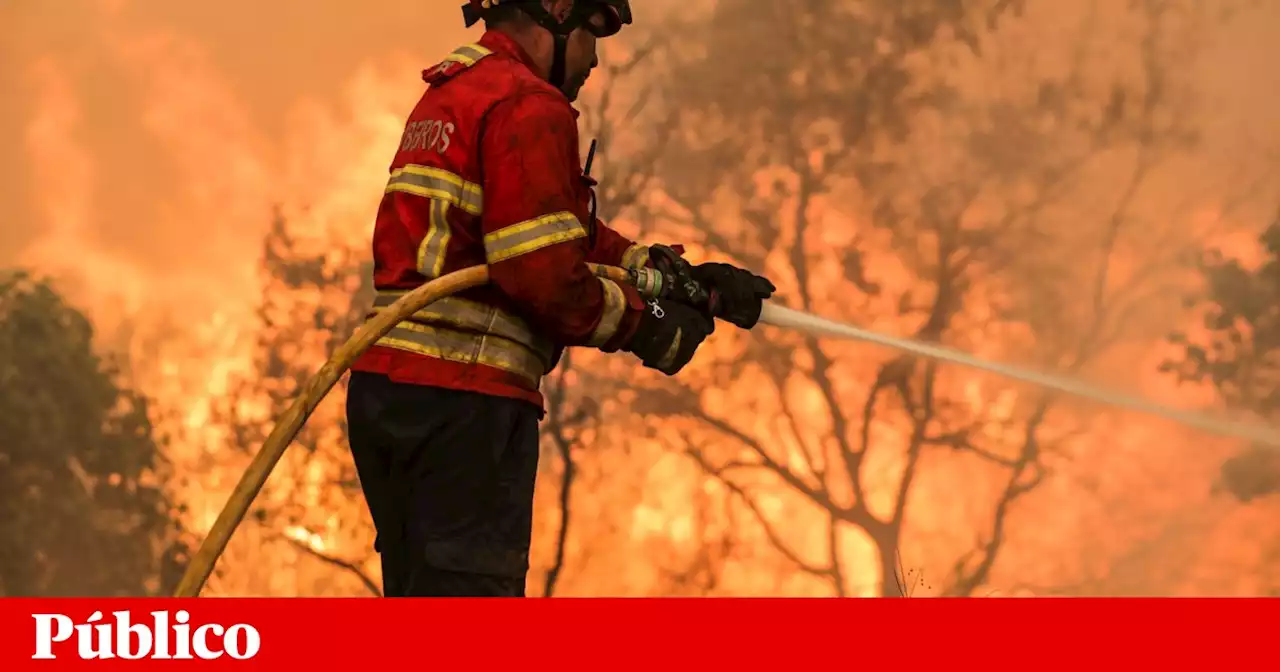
[[682, 406, 848, 517], [540, 350, 591, 598], [944, 403, 1049, 596], [283, 536, 381, 597], [686, 448, 837, 584]]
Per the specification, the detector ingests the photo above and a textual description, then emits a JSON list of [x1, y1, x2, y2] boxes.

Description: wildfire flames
[[3, 0, 1279, 596]]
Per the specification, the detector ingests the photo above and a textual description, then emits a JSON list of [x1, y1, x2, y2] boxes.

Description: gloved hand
[[691, 262, 777, 329], [624, 296, 715, 375]]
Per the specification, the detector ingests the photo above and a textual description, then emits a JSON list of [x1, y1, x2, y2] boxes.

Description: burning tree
[[1164, 215, 1280, 503], [203, 211, 382, 596], [616, 0, 1233, 595], [0, 271, 188, 596], [178, 1, 1272, 597]]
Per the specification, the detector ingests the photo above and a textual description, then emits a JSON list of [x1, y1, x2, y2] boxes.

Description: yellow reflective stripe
[[370, 292, 552, 363], [385, 165, 483, 215], [587, 277, 627, 348], [484, 212, 587, 264], [622, 244, 650, 271], [384, 166, 480, 280], [376, 322, 546, 383], [416, 197, 452, 279], [442, 43, 493, 67]]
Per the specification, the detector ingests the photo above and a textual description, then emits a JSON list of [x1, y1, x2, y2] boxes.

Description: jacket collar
[[478, 30, 540, 75], [477, 30, 577, 115]]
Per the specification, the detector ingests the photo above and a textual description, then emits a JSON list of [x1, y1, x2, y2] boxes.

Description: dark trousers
[[345, 371, 541, 597]]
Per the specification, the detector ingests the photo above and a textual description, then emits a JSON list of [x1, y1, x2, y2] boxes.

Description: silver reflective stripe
[[385, 165, 483, 215], [376, 323, 546, 382], [622, 244, 650, 271], [384, 165, 482, 279], [484, 212, 587, 264], [416, 197, 452, 279], [443, 43, 493, 67], [371, 292, 552, 365], [587, 277, 627, 348]]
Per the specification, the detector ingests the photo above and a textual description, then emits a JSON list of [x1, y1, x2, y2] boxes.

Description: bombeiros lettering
[[32, 610, 261, 660], [400, 118, 455, 154]]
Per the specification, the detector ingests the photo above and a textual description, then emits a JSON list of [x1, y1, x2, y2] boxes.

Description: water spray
[[759, 302, 1280, 448]]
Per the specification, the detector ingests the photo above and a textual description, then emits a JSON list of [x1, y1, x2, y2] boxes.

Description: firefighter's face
[[561, 7, 608, 101], [545, 0, 608, 102]]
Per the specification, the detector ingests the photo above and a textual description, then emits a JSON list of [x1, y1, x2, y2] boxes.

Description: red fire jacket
[[352, 30, 652, 409]]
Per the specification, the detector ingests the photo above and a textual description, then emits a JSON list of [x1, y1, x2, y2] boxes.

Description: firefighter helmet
[[462, 0, 632, 37]]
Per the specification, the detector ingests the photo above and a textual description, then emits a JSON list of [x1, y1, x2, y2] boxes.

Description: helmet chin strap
[[512, 3, 584, 93], [549, 33, 569, 90]]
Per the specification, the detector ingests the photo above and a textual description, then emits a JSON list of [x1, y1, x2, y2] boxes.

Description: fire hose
[[173, 262, 1280, 597], [174, 263, 618, 597]]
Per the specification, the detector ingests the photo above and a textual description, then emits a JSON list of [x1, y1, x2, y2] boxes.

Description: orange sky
[[1, 1, 471, 325], [2, 1, 1277, 323], [2, 0, 1276, 301]]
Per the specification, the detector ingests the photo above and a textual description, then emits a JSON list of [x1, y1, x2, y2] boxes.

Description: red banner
[[1, 598, 1274, 669]]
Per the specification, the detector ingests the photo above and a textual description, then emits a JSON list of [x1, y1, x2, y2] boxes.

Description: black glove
[[624, 296, 715, 375], [691, 262, 777, 329]]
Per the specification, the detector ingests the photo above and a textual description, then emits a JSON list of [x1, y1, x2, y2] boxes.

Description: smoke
[[3, 1, 1276, 321], [1, 0, 471, 324]]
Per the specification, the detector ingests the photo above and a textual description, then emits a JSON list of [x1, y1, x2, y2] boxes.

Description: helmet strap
[[549, 33, 569, 90], [515, 2, 583, 92]]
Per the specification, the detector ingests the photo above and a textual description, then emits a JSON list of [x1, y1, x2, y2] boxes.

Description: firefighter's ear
[[545, 0, 573, 21]]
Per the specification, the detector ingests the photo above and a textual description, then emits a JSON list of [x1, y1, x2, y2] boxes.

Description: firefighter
[[345, 0, 776, 597]]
